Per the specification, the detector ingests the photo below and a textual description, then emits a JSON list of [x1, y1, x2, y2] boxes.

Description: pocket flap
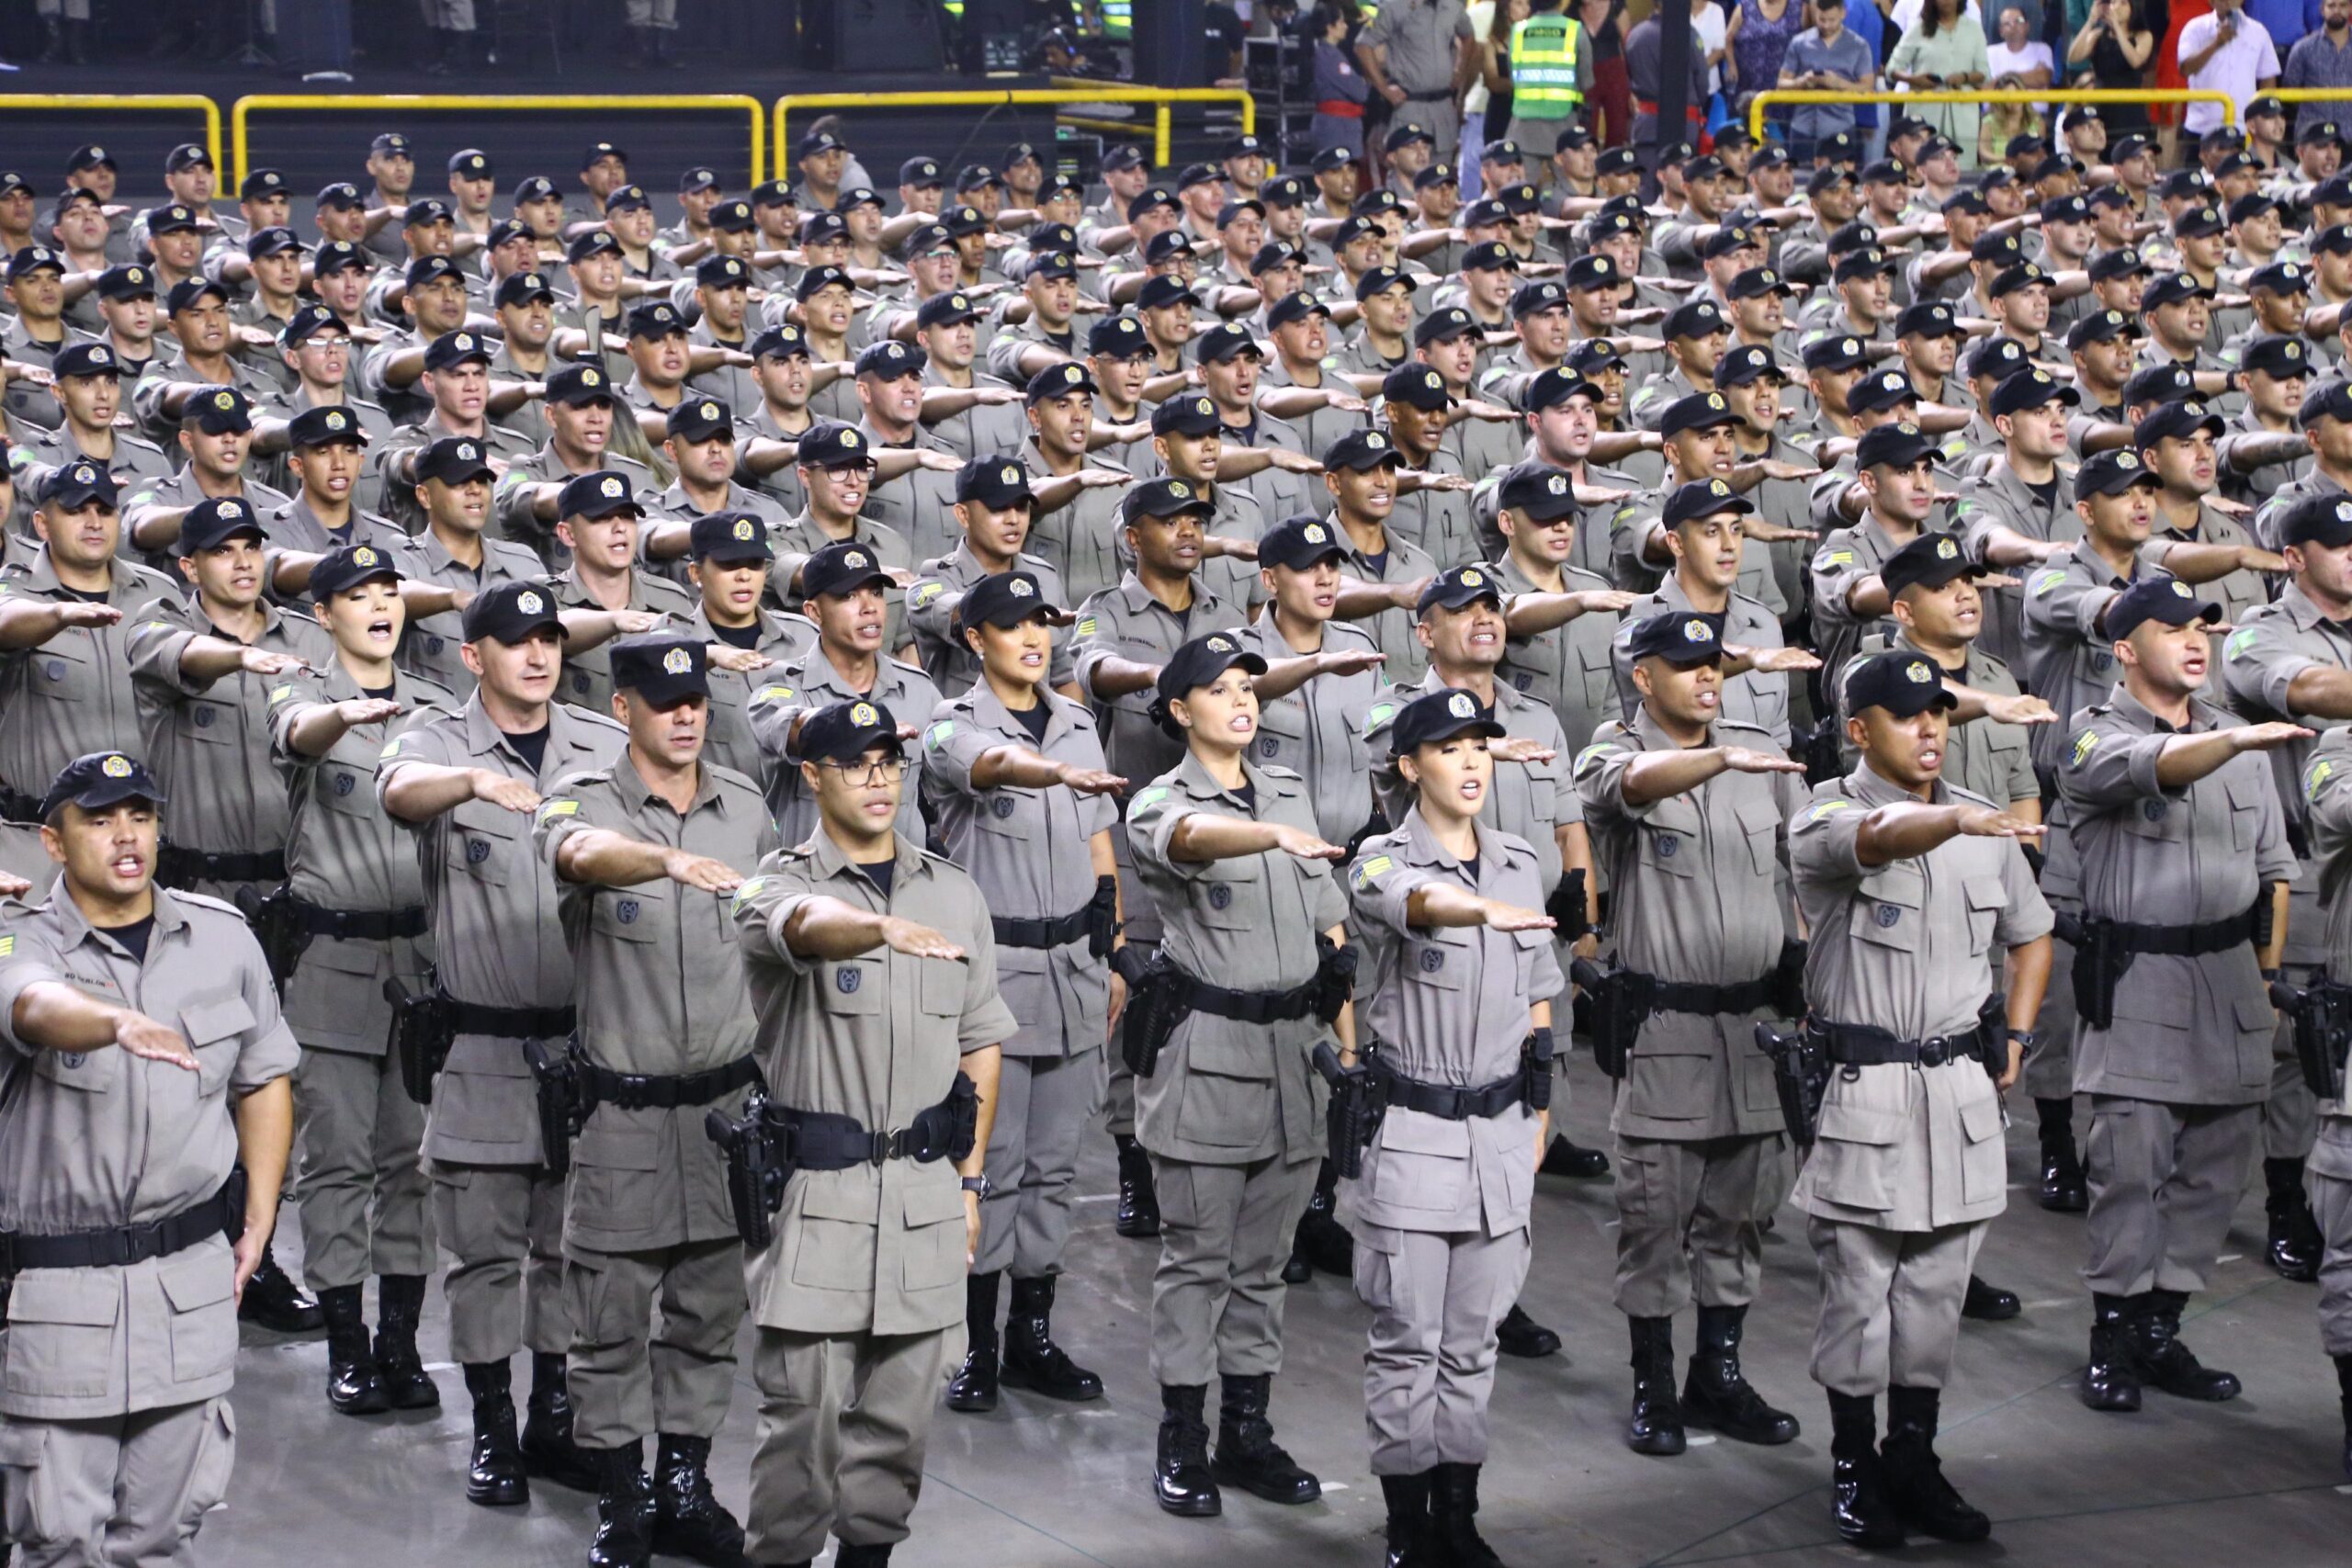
[[901, 1178, 967, 1227], [1733, 795, 1786, 837], [179, 995, 255, 1047], [575, 1124, 662, 1171], [7, 1271, 121, 1327], [306, 938, 385, 978], [2224, 772, 2267, 810], [1816, 1101, 1907, 1145], [157, 1248, 234, 1313], [1958, 1094, 2004, 1144], [1381, 1112, 1470, 1157], [0, 1425, 42, 1465], [1188, 1033, 1273, 1079], [2236, 992, 2278, 1032], [798, 1176, 878, 1224], [1965, 875, 2009, 913], [1510, 927, 1553, 951]]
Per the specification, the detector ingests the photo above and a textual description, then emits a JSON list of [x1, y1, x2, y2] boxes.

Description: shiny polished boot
[[1879, 1385, 1991, 1542], [522, 1352, 602, 1491], [1826, 1391, 1905, 1549], [1114, 1134, 1160, 1238], [239, 1241, 323, 1332], [319, 1284, 389, 1416], [1153, 1383, 1220, 1517], [2265, 1157, 2322, 1282], [2079, 1293, 2143, 1413], [1494, 1302, 1560, 1359], [1379, 1472, 1436, 1568], [1292, 1157, 1353, 1276], [1680, 1304, 1798, 1444], [1961, 1273, 2021, 1321], [651, 1432, 749, 1568], [2037, 1098, 2089, 1212], [944, 1270, 1001, 1413], [461, 1360, 528, 1506], [372, 1274, 439, 1410], [832, 1544, 894, 1566], [2133, 1288, 2241, 1401], [2336, 1355, 2352, 1482], [1429, 1461, 1505, 1568], [1539, 1133, 1610, 1178], [1623, 1316, 1686, 1456], [588, 1442, 656, 1568], [1000, 1276, 1102, 1401], [1210, 1373, 1319, 1504]]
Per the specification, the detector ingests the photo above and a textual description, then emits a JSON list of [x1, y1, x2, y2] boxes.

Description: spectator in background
[[2244, 0, 2310, 49], [1842, 0, 1889, 162], [1691, 0, 1731, 105], [1312, 2, 1374, 159], [1358, 0, 1479, 164], [1780, 0, 1879, 163], [1985, 4, 2058, 158], [2180, 0, 2283, 136], [1464, 0, 1527, 197], [1889, 0, 1995, 159], [2282, 0, 2352, 141], [1627, 0, 1710, 166], [1724, 0, 1803, 119], [1585, 0, 1634, 147], [2068, 0, 2158, 131]]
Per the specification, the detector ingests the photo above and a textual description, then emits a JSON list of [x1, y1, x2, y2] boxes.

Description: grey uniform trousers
[[562, 1238, 746, 1450], [2021, 929, 2080, 1103], [976, 1045, 1107, 1280], [1611, 1131, 1794, 1319], [2265, 1010, 2319, 1161], [1806, 1215, 1987, 1398], [2310, 1159, 2352, 1358], [292, 1044, 433, 1293], [0, 1398, 235, 1568], [746, 1324, 962, 1563], [2082, 1096, 2261, 1297], [1353, 1223, 1532, 1475], [427, 1161, 571, 1366], [1148, 1151, 1320, 1386]]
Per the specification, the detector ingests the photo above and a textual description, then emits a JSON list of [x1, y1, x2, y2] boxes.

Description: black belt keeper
[[0, 784, 42, 825], [1177, 971, 1323, 1026], [991, 906, 1093, 950], [1817, 1019, 1991, 1069], [441, 994, 577, 1041], [1646, 973, 1780, 1017], [287, 898, 429, 943], [0, 1175, 243, 1274], [155, 845, 287, 886], [573, 1052, 763, 1111], [1371, 1061, 1526, 1121]]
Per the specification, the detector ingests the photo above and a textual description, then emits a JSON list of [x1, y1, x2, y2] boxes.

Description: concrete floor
[[203, 1070, 2352, 1568]]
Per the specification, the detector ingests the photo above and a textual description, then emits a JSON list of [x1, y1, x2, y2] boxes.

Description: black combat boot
[[1879, 1385, 1991, 1542], [832, 1544, 893, 1566], [2079, 1292, 2143, 1413], [1681, 1304, 1798, 1444], [1210, 1372, 1320, 1504], [2132, 1288, 2241, 1401], [239, 1239, 324, 1332], [32, 17, 62, 62], [372, 1274, 439, 1410], [1379, 1472, 1436, 1568], [588, 1441, 657, 1568], [1623, 1316, 1686, 1456], [1153, 1383, 1220, 1517], [462, 1360, 528, 1506], [1291, 1157, 1353, 1277], [1539, 1133, 1610, 1178], [1827, 1391, 1904, 1549], [651, 1433, 749, 1567], [652, 25, 684, 68], [1494, 1301, 1560, 1359], [522, 1351, 602, 1490], [62, 17, 90, 62], [1961, 1273, 2021, 1321], [1429, 1461, 1505, 1568], [2265, 1157, 2323, 1282], [944, 1270, 1001, 1413], [2336, 1355, 2352, 1481], [319, 1284, 390, 1416], [2037, 1097, 2088, 1212], [1114, 1134, 1160, 1237], [1000, 1276, 1103, 1401]]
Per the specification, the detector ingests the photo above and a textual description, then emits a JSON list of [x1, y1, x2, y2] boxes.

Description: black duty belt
[[574, 1052, 762, 1111], [2109, 904, 2261, 958], [157, 845, 287, 886], [1371, 1060, 1525, 1121], [758, 1077, 978, 1168], [992, 906, 1093, 950], [1816, 1019, 1990, 1068], [0, 1178, 243, 1274], [1175, 968, 1323, 1026], [0, 784, 41, 825], [1634, 971, 1780, 1018], [288, 897, 429, 943], [439, 993, 577, 1042]]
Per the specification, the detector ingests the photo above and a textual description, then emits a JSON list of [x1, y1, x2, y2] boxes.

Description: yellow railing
[[231, 95, 766, 187], [2274, 89, 2352, 110], [0, 95, 222, 176], [777, 86, 1254, 174], [1747, 88, 2235, 146]]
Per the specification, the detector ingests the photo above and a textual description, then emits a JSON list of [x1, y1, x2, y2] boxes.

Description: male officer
[[548, 471, 695, 716], [0, 750, 297, 1568], [535, 635, 777, 1568], [904, 457, 1078, 700], [679, 513, 810, 783], [731, 698, 1012, 1568], [2295, 716, 2352, 1478]]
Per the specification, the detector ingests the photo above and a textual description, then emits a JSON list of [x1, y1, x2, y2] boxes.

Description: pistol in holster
[[1756, 1020, 1831, 1148], [1521, 1025, 1557, 1112], [1312, 935, 1360, 1025], [1771, 939, 1809, 1020], [1975, 992, 2011, 1083], [524, 1038, 591, 1179], [1544, 867, 1590, 940], [235, 885, 312, 993], [1115, 945, 1186, 1078], [704, 1088, 790, 1251], [383, 976, 453, 1106], [2054, 910, 2132, 1032], [2272, 977, 2352, 1103], [1311, 1041, 1387, 1179], [1086, 874, 1121, 960], [1571, 956, 1651, 1081]]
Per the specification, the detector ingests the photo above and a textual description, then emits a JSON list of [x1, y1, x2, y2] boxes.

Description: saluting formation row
[[3, 100, 2352, 1568]]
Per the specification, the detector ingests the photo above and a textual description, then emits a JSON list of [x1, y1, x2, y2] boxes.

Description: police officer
[[924, 572, 1124, 1416], [2060, 576, 2302, 1416], [1490, 460, 1637, 757], [0, 750, 297, 1568], [1125, 633, 1353, 1520], [905, 457, 1078, 699], [266, 544, 458, 1416], [534, 635, 776, 1568], [2294, 720, 2352, 1478], [548, 471, 695, 716], [681, 512, 811, 783], [378, 581, 627, 1508], [1577, 612, 1809, 1459], [730, 698, 1013, 1568], [1344, 688, 1564, 1568], [1789, 651, 2052, 1548], [387, 438, 557, 700]]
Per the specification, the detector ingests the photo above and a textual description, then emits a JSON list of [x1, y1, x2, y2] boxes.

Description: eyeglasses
[[817, 756, 906, 785]]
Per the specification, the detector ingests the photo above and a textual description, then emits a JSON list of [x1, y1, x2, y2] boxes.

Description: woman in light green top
[[1887, 0, 1994, 164]]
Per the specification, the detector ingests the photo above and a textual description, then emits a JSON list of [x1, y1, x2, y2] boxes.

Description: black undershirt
[[57, 586, 107, 604], [504, 724, 550, 773], [1461, 852, 1480, 882], [363, 682, 397, 701], [860, 858, 896, 897], [2024, 477, 2062, 512], [710, 619, 762, 649], [110, 916, 156, 963], [1011, 702, 1051, 743], [1232, 780, 1257, 812], [1361, 549, 1389, 577]]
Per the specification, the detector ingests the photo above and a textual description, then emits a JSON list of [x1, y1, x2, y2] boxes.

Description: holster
[[1975, 991, 2010, 1083], [1771, 939, 1809, 1020], [523, 1038, 588, 1179], [1086, 874, 1120, 960], [1571, 956, 1650, 1081], [1312, 934, 1360, 1025], [1544, 867, 1590, 940], [1116, 945, 1187, 1078], [383, 975, 453, 1106], [2056, 911, 2131, 1032], [2272, 978, 2352, 1103], [233, 884, 313, 993], [1521, 1026, 1556, 1112], [1755, 1020, 1830, 1148], [1798, 716, 1845, 785], [1311, 1040, 1387, 1179], [703, 1088, 789, 1251]]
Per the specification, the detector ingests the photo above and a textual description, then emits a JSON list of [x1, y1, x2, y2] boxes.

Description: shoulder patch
[[1819, 549, 1854, 569], [1074, 616, 1098, 637], [2307, 757, 2335, 804], [537, 797, 580, 821], [754, 684, 794, 704], [2224, 626, 2256, 661], [925, 718, 955, 750], [910, 580, 945, 609], [729, 875, 768, 917], [1128, 784, 1170, 819], [1575, 740, 1622, 772], [2069, 728, 2098, 769], [379, 735, 405, 760], [2031, 569, 2067, 597], [1363, 700, 1396, 738], [1351, 853, 1393, 890], [267, 682, 295, 705], [1802, 798, 1853, 825]]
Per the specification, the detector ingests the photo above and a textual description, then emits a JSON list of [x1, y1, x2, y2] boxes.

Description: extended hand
[[880, 917, 967, 960], [1955, 806, 2046, 839], [1271, 823, 1346, 861], [1719, 746, 1808, 774], [471, 769, 542, 813], [116, 1010, 199, 1071], [662, 849, 745, 893]]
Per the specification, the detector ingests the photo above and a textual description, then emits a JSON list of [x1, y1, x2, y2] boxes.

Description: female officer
[[1126, 632, 1356, 1522], [1346, 687, 1564, 1568]]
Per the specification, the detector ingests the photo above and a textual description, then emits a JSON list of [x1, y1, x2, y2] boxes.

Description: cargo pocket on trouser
[[179, 1401, 237, 1535], [0, 1424, 63, 1550]]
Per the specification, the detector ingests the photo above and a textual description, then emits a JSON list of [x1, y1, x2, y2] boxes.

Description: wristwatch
[[2006, 1027, 2041, 1053], [959, 1174, 992, 1200]]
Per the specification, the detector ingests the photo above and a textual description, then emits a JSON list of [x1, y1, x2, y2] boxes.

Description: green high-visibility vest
[[1510, 13, 1585, 118]]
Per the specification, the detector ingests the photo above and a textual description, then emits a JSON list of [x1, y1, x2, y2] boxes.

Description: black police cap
[[2075, 447, 2163, 497], [287, 404, 368, 449], [1026, 362, 1096, 404], [546, 363, 616, 406], [1988, 367, 2079, 419], [1416, 562, 1507, 616], [184, 386, 252, 434], [423, 330, 492, 372], [2133, 399, 2226, 449], [51, 342, 119, 379], [416, 436, 497, 487], [689, 511, 774, 564], [1154, 633, 1267, 712], [1152, 394, 1222, 439], [1383, 364, 1453, 412], [666, 398, 734, 445], [799, 700, 902, 765], [1193, 322, 1263, 365], [1845, 652, 1959, 718], [955, 455, 1035, 509], [958, 571, 1060, 630], [796, 423, 872, 469], [1257, 513, 1351, 571], [460, 580, 562, 645], [1855, 421, 1937, 470], [1663, 477, 1756, 529], [2277, 491, 2352, 550], [1881, 532, 1982, 598], [308, 542, 401, 604], [1389, 688, 1507, 755], [1623, 611, 1726, 667], [179, 495, 267, 554], [1498, 463, 1580, 523], [496, 271, 558, 309], [40, 751, 164, 823], [1659, 390, 1739, 438], [608, 634, 709, 708], [2105, 574, 2221, 641], [1121, 477, 1216, 525], [40, 460, 115, 509]]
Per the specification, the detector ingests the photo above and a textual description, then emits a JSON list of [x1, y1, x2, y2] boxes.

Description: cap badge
[[662, 647, 693, 674], [128, 267, 143, 282], [582, 368, 603, 386], [732, 517, 756, 541], [1169, 480, 1190, 498], [1208, 636, 1233, 652], [1710, 479, 1731, 497], [1844, 338, 1860, 355], [220, 500, 242, 518], [517, 590, 545, 615], [1460, 568, 1484, 587], [102, 755, 131, 778], [1706, 393, 1724, 410], [212, 390, 235, 410], [850, 701, 878, 727], [1547, 474, 1566, 496], [1063, 365, 1081, 384], [1937, 537, 1957, 559], [841, 430, 859, 446], [599, 476, 623, 499], [1685, 618, 1715, 642], [1011, 577, 1035, 597], [2119, 453, 2140, 468], [457, 442, 477, 460], [2173, 581, 2192, 598], [1448, 692, 1476, 718], [1367, 432, 1385, 448], [844, 548, 866, 567], [325, 412, 346, 431], [1905, 660, 1931, 683], [700, 402, 718, 421], [354, 547, 379, 566]]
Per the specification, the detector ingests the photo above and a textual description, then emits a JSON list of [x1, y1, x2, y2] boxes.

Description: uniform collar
[[458, 691, 579, 763], [801, 822, 930, 888], [2281, 578, 2352, 634], [2069, 536, 2136, 585], [1846, 755, 1949, 807], [1393, 802, 1504, 872], [48, 881, 193, 958], [1176, 747, 1266, 809], [2103, 680, 2213, 736], [611, 747, 729, 816], [1629, 701, 1715, 752], [967, 678, 1071, 745]]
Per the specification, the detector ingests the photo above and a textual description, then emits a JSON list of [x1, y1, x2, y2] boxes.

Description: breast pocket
[[180, 992, 256, 1099], [28, 641, 91, 705], [592, 884, 669, 944], [918, 955, 965, 1017], [1254, 701, 1308, 771], [1849, 867, 1924, 951], [975, 786, 1040, 842], [1576, 632, 1617, 716], [1408, 929, 1474, 992], [319, 759, 379, 818], [447, 808, 517, 887], [32, 1042, 122, 1095], [175, 697, 239, 747], [1, 1272, 119, 1400], [1963, 875, 2008, 957], [822, 957, 884, 1016], [1197, 855, 1262, 931], [2224, 772, 2266, 852], [1735, 795, 1783, 880]]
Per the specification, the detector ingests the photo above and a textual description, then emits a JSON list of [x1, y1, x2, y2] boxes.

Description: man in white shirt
[[2181, 0, 2283, 137]]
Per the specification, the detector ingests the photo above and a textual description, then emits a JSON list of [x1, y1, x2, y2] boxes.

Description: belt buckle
[[871, 1129, 897, 1166], [101, 1225, 144, 1267], [612, 1073, 651, 1110], [1919, 1036, 1953, 1067]]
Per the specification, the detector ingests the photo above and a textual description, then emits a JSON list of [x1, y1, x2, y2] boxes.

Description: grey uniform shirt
[[2296, 727, 2352, 1174], [732, 831, 1018, 1335], [551, 566, 698, 714], [1335, 526, 1439, 688], [692, 604, 815, 782], [1610, 576, 1790, 747], [1577, 709, 1806, 1140], [1231, 615, 1385, 848], [1840, 630, 2039, 807], [2217, 409, 2310, 512], [905, 543, 1076, 697], [261, 495, 405, 560], [1789, 761, 2052, 1232], [0, 886, 299, 1419], [2154, 502, 2271, 650], [1498, 553, 1627, 755], [0, 548, 182, 807], [1953, 458, 2079, 673], [536, 756, 779, 1254], [1344, 810, 1561, 1235], [749, 649, 940, 843], [1809, 514, 1911, 693], [853, 421, 964, 564], [1021, 441, 1127, 608], [2253, 465, 2349, 552], [1366, 671, 1582, 898], [376, 696, 628, 1164], [770, 513, 912, 655], [922, 684, 1116, 1056], [119, 468, 291, 576], [2058, 683, 2295, 1103], [918, 369, 1032, 462], [383, 529, 549, 699], [2019, 538, 2172, 774], [492, 444, 660, 575], [1072, 572, 1234, 807]]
